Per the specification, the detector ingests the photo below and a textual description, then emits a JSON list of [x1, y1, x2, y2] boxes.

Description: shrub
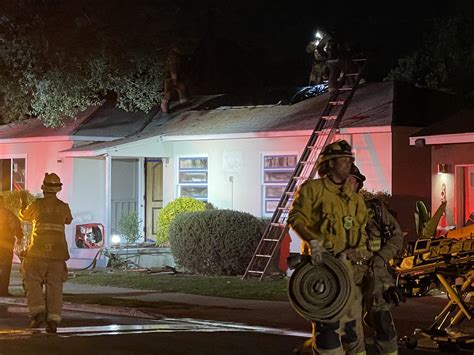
[[1, 190, 36, 216], [360, 189, 391, 206], [169, 209, 266, 276], [118, 212, 142, 244], [155, 197, 209, 246]]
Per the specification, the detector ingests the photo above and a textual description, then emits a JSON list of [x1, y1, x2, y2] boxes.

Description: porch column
[[105, 154, 112, 246], [137, 157, 145, 241]]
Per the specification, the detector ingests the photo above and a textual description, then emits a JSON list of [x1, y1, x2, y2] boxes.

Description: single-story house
[[410, 109, 474, 232], [0, 81, 453, 267]]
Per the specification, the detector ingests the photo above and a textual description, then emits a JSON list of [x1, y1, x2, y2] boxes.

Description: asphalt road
[[0, 299, 472, 354]]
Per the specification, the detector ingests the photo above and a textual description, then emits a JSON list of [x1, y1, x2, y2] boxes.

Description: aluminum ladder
[[242, 58, 367, 280]]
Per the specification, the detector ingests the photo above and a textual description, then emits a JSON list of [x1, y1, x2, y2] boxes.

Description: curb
[[0, 296, 161, 320]]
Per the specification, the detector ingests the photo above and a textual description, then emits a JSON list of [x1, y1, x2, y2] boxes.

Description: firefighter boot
[[46, 320, 58, 333], [29, 312, 46, 328]]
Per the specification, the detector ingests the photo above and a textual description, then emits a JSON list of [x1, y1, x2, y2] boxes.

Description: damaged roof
[[0, 81, 456, 151]]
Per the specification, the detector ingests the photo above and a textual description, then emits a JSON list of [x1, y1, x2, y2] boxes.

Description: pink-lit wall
[[0, 140, 74, 198], [351, 132, 392, 193], [0, 139, 77, 259], [431, 142, 474, 228], [391, 126, 432, 237]]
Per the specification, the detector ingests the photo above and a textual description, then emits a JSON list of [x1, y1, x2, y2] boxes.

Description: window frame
[[177, 156, 209, 201], [261, 152, 298, 217], [0, 154, 27, 191]]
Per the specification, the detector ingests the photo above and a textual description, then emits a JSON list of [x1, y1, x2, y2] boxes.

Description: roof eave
[[409, 132, 474, 146]]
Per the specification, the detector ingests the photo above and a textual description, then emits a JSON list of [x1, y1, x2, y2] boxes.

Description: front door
[[145, 159, 163, 239]]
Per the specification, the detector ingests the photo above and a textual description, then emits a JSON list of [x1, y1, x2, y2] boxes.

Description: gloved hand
[[383, 286, 406, 306], [368, 253, 386, 269], [309, 239, 326, 265]]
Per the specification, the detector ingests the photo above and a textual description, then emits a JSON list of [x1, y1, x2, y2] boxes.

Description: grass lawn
[[68, 270, 289, 301]]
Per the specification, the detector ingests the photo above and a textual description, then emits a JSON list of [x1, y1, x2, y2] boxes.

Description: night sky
[[2, 0, 473, 93], [168, 0, 474, 92]]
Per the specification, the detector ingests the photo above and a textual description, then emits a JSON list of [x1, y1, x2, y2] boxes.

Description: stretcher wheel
[[404, 337, 418, 350]]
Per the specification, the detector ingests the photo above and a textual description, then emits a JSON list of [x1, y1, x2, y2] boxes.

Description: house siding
[[431, 142, 474, 228], [391, 126, 432, 238]]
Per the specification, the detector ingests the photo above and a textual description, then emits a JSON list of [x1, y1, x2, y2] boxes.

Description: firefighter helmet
[[316, 139, 354, 175], [41, 173, 62, 193], [350, 164, 366, 185]]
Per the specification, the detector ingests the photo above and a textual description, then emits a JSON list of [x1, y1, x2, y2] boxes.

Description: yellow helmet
[[41, 173, 62, 193], [316, 139, 354, 167]]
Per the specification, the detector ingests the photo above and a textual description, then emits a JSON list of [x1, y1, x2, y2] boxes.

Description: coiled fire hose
[[288, 253, 355, 323]]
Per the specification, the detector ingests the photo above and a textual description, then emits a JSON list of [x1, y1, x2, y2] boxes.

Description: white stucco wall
[[68, 157, 107, 262], [160, 132, 392, 213]]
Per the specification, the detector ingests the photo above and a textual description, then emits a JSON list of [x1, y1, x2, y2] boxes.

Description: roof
[[0, 80, 458, 152], [409, 109, 474, 145], [0, 106, 99, 140], [411, 109, 474, 137], [143, 81, 396, 136], [0, 100, 159, 141]]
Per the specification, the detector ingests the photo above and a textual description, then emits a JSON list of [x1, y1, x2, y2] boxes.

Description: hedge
[[169, 209, 265, 276], [155, 197, 209, 246]]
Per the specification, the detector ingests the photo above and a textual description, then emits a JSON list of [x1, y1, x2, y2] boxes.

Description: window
[[178, 157, 208, 201], [262, 154, 297, 215], [0, 158, 26, 191]]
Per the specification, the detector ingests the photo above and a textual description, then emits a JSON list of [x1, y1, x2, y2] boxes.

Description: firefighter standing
[[0, 196, 24, 296], [160, 46, 189, 114], [347, 165, 403, 355], [288, 140, 370, 355], [306, 31, 328, 85], [20, 173, 73, 333]]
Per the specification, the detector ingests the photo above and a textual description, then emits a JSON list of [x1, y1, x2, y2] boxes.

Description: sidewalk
[[5, 264, 473, 348], [6, 265, 309, 332]]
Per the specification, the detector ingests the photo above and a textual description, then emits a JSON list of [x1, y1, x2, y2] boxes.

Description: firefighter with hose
[[288, 140, 370, 354]]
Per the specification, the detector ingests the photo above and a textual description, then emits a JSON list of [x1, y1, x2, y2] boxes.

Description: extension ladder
[[242, 59, 366, 280]]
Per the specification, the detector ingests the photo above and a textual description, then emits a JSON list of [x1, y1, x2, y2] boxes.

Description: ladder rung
[[345, 73, 359, 76], [270, 223, 285, 227], [338, 87, 353, 92], [263, 238, 280, 242], [322, 115, 338, 120], [277, 206, 290, 211], [256, 254, 271, 258], [352, 58, 366, 62], [247, 270, 264, 274], [329, 101, 345, 105]]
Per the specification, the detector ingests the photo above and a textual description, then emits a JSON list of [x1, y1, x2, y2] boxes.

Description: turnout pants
[[22, 257, 68, 323], [311, 263, 367, 355], [365, 267, 398, 355], [0, 247, 14, 295]]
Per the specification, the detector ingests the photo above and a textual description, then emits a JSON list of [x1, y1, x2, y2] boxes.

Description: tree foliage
[[0, 0, 200, 127], [386, 15, 474, 102]]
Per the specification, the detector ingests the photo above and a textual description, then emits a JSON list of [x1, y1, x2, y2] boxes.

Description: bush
[[1, 190, 36, 216], [169, 209, 266, 276], [118, 212, 142, 244], [155, 197, 209, 246], [360, 189, 391, 206]]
